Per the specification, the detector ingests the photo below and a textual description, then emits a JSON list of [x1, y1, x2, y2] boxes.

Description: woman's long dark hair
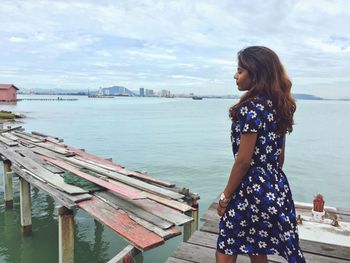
[[229, 46, 296, 134]]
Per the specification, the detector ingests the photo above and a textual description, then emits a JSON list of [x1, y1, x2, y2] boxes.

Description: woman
[[216, 46, 305, 263]]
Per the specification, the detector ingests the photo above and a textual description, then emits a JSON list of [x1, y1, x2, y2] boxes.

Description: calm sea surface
[[0, 95, 349, 263]]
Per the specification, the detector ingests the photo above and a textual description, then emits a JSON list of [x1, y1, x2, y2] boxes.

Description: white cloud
[[0, 0, 350, 97]]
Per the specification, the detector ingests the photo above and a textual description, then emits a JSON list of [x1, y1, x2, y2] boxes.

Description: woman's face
[[234, 66, 253, 91]]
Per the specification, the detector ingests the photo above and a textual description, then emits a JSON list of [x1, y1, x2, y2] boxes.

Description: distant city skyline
[[1, 1, 350, 99]]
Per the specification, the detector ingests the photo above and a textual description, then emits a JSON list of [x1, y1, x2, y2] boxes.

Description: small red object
[[313, 194, 325, 212]]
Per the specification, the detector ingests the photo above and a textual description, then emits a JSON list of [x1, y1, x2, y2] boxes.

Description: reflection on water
[[0, 169, 132, 263]]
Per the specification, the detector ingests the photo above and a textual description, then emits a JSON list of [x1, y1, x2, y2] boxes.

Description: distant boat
[[192, 96, 203, 100]]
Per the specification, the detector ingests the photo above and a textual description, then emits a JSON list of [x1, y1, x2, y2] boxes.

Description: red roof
[[0, 84, 19, 90]]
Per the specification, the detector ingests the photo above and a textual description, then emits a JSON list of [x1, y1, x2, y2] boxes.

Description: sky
[[1, 0, 350, 98]]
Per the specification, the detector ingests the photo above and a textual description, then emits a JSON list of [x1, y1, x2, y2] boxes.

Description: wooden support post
[[183, 201, 199, 242], [58, 206, 74, 263], [107, 244, 141, 263], [3, 160, 13, 208], [19, 177, 32, 235]]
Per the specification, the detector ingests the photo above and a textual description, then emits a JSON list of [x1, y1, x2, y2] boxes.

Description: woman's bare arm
[[278, 135, 286, 168], [217, 133, 257, 215]]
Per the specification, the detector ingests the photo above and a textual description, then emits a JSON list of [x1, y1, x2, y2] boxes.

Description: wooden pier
[[167, 198, 350, 262], [0, 126, 199, 263]]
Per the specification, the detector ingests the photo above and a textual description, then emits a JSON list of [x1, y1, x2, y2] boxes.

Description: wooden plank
[[12, 166, 91, 208], [32, 131, 60, 140], [107, 245, 140, 263], [64, 156, 184, 200], [43, 156, 142, 199], [0, 144, 87, 195], [95, 191, 173, 229], [0, 135, 18, 146], [15, 148, 64, 174], [184, 231, 350, 263], [128, 214, 181, 239], [92, 176, 191, 212], [200, 220, 218, 234], [143, 192, 192, 212], [13, 131, 46, 142], [1, 132, 19, 141], [78, 197, 165, 251], [71, 148, 175, 187], [12, 131, 45, 143], [17, 138, 35, 148], [33, 146, 183, 200], [34, 142, 71, 155], [201, 202, 220, 222], [300, 239, 350, 261], [133, 198, 193, 226], [0, 126, 22, 134]]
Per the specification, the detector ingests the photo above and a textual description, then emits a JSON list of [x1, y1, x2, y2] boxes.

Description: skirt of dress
[[216, 168, 306, 263]]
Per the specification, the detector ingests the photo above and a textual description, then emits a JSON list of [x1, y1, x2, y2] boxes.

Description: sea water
[[0, 95, 349, 263]]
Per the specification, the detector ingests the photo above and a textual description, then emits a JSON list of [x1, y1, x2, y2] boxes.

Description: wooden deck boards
[[168, 198, 350, 262], [0, 128, 198, 252]]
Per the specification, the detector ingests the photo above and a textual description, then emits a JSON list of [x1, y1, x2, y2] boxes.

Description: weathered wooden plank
[[13, 131, 45, 142], [31, 146, 64, 159], [200, 220, 219, 234], [17, 138, 36, 148], [128, 214, 181, 239], [1, 132, 19, 141], [12, 166, 91, 208], [182, 231, 350, 263], [95, 191, 173, 229], [132, 198, 193, 226], [143, 192, 193, 212], [31, 131, 61, 141], [64, 156, 184, 200], [43, 157, 142, 199], [15, 148, 64, 174], [71, 148, 175, 187], [201, 202, 220, 223], [0, 144, 87, 195], [0, 135, 18, 146], [107, 245, 140, 263], [0, 126, 22, 134], [35, 142, 71, 155], [78, 197, 165, 251], [32, 146, 183, 200], [300, 239, 350, 261]]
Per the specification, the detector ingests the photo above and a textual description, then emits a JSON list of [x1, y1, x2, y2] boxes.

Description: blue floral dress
[[217, 96, 305, 263]]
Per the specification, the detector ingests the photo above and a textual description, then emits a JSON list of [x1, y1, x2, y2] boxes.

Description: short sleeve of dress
[[238, 100, 263, 134]]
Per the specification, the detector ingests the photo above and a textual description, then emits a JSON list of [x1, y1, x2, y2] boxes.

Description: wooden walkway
[[0, 126, 199, 262], [167, 198, 350, 262]]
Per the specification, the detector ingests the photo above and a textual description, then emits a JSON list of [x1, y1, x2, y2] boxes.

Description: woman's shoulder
[[239, 96, 270, 112]]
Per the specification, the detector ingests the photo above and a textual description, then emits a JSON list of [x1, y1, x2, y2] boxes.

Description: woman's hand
[[217, 200, 228, 217]]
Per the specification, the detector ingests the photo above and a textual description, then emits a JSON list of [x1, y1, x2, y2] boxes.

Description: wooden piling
[[58, 206, 74, 263], [2, 160, 13, 208], [19, 178, 32, 235], [107, 244, 140, 263], [183, 201, 199, 242]]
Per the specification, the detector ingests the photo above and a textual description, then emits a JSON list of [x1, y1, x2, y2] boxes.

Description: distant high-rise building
[[145, 89, 154, 96], [139, 88, 145, 97], [161, 89, 171, 97]]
